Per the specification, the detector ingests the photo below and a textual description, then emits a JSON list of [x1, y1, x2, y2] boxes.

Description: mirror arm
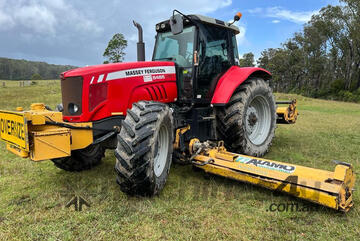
[[172, 9, 196, 26]]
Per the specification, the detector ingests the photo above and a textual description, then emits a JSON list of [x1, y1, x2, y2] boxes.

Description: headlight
[[55, 103, 64, 112], [68, 103, 79, 114]]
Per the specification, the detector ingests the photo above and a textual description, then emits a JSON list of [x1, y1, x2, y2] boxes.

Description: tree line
[[0, 32, 127, 80], [0, 57, 76, 80], [240, 0, 360, 103]]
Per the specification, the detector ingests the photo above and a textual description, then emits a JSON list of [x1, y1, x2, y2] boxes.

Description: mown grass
[[0, 80, 359, 240]]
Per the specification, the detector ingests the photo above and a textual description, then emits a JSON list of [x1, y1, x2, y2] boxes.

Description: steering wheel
[[184, 51, 193, 63], [172, 54, 189, 67]]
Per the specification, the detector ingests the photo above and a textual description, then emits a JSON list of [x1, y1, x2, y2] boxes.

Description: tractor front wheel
[[51, 144, 105, 171], [115, 101, 174, 196], [216, 78, 276, 157]]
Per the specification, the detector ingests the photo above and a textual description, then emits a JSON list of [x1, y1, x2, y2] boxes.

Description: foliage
[[258, 0, 360, 102], [31, 73, 42, 80], [103, 33, 128, 63], [239, 52, 255, 67], [0, 57, 76, 80]]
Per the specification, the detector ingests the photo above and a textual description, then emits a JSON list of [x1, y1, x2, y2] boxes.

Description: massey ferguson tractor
[[0, 11, 355, 211]]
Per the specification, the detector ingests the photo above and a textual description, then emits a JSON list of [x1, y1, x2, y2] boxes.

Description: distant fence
[[1, 80, 33, 87], [19, 80, 32, 87], [1, 80, 58, 87]]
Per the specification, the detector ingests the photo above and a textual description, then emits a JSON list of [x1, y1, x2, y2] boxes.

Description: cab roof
[[156, 14, 240, 35]]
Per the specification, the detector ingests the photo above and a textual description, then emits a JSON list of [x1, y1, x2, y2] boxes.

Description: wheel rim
[[154, 124, 169, 177], [245, 95, 271, 145]]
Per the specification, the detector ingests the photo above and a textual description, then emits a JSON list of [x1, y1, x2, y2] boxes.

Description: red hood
[[60, 60, 178, 123], [63, 61, 175, 77]]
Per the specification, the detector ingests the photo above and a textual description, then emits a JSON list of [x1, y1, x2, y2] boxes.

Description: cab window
[[196, 24, 232, 99]]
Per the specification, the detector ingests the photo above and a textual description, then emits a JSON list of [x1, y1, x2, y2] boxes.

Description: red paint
[[62, 61, 177, 122], [211, 66, 271, 104]]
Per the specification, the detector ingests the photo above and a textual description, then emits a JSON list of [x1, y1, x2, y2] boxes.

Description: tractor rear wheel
[[115, 101, 174, 196], [51, 144, 105, 171], [216, 78, 276, 157]]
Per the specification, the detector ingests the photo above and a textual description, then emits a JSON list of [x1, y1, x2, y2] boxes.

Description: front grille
[[61, 76, 83, 116]]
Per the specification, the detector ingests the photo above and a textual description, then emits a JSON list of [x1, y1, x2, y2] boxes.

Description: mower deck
[[190, 140, 355, 212]]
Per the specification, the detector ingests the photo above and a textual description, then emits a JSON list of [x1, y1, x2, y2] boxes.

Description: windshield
[[153, 26, 195, 68]]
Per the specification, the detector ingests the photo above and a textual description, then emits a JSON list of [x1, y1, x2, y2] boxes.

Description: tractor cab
[[153, 14, 240, 103]]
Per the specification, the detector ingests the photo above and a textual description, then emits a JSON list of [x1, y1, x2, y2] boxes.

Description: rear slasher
[[189, 140, 355, 212]]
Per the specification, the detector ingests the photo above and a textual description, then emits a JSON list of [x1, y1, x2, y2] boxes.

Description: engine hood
[[60, 60, 178, 123], [63, 61, 175, 78]]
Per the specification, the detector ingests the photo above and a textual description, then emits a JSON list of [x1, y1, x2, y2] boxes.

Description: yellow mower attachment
[[276, 99, 298, 124], [0, 103, 93, 161], [190, 139, 355, 212]]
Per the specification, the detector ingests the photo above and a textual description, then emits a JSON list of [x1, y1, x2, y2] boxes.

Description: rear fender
[[211, 66, 271, 105]]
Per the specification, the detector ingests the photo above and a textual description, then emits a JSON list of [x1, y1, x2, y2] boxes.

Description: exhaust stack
[[133, 20, 145, 61]]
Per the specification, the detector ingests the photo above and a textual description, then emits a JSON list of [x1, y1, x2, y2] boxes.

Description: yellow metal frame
[[1, 103, 93, 161], [173, 125, 190, 149], [190, 140, 355, 212], [276, 99, 298, 124]]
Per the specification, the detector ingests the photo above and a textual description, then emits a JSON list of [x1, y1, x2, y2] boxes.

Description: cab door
[[195, 24, 235, 102]]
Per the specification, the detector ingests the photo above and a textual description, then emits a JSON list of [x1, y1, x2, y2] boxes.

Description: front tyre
[[115, 101, 174, 196], [51, 144, 105, 171], [216, 78, 276, 157]]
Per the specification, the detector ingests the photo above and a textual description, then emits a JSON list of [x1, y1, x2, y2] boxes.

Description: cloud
[[247, 6, 318, 24], [111, 0, 234, 62], [0, 0, 102, 35], [266, 7, 318, 24], [232, 22, 246, 45], [14, 5, 57, 34], [247, 8, 262, 14], [272, 20, 280, 24], [194, 0, 232, 13], [0, 0, 232, 66], [0, 10, 14, 30]]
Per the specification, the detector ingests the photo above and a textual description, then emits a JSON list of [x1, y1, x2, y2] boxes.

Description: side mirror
[[170, 14, 183, 35]]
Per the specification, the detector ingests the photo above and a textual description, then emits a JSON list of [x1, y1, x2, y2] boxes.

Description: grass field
[[0, 80, 359, 240]]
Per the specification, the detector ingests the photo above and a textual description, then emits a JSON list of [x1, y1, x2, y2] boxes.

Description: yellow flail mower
[[0, 11, 355, 212], [276, 100, 298, 124]]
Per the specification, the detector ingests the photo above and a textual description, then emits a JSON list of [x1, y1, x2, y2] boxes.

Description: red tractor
[[55, 11, 276, 195]]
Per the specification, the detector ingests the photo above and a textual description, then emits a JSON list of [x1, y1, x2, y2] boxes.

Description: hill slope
[[0, 57, 77, 80]]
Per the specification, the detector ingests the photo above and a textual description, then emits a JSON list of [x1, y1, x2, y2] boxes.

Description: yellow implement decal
[[0, 111, 28, 151]]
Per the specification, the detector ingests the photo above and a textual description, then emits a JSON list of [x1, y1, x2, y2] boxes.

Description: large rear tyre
[[51, 144, 105, 171], [115, 101, 174, 196], [216, 78, 276, 157]]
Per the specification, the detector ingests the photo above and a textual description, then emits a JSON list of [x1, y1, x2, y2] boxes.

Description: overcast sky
[[0, 0, 339, 67]]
